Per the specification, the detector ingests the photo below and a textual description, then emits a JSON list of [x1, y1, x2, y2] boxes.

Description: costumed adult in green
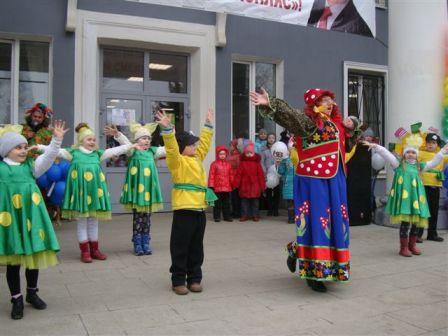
[[0, 121, 67, 320]]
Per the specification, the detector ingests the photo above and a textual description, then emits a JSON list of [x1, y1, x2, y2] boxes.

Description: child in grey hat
[[0, 121, 67, 320]]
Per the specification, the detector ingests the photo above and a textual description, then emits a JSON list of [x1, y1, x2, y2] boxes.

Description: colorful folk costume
[[257, 88, 360, 292], [379, 127, 447, 256], [0, 125, 62, 319], [38, 124, 133, 263], [117, 123, 165, 255]]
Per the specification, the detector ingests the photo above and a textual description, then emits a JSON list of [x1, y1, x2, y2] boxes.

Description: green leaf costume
[[120, 148, 163, 212], [62, 149, 112, 220], [385, 162, 430, 228], [0, 159, 60, 269]]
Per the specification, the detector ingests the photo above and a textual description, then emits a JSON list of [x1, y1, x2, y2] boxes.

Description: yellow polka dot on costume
[[398, 176, 404, 184], [32, 192, 41, 205], [138, 184, 145, 193], [412, 179, 417, 187], [27, 219, 31, 232], [39, 229, 45, 241], [84, 172, 93, 182], [123, 184, 128, 192], [130, 166, 138, 175], [98, 188, 104, 197], [390, 189, 395, 197], [12, 194, 22, 209], [413, 200, 420, 209], [419, 195, 426, 203], [87, 196, 92, 205], [71, 170, 78, 179], [144, 168, 151, 177], [0, 212, 12, 227], [145, 192, 151, 202], [100, 172, 106, 182], [402, 190, 409, 199]]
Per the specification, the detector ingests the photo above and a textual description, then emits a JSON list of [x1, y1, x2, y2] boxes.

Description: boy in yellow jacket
[[155, 109, 216, 295], [417, 133, 448, 242]]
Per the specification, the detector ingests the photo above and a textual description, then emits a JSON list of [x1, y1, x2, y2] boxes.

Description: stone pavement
[[0, 213, 447, 336]]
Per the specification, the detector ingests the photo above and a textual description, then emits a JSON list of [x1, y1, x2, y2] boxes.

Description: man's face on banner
[[327, 0, 349, 6], [31, 111, 45, 126]]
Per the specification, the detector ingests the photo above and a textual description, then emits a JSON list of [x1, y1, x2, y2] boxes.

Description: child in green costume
[[105, 123, 165, 256], [0, 121, 67, 320], [37, 123, 137, 263], [363, 138, 448, 257]]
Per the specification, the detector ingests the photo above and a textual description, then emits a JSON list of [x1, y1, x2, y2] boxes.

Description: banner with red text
[[129, 0, 375, 37]]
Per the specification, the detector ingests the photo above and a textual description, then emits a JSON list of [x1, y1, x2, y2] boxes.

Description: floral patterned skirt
[[287, 167, 350, 282]]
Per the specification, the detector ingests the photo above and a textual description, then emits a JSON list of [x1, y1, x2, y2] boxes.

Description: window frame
[[0, 37, 52, 125], [230, 56, 284, 142]]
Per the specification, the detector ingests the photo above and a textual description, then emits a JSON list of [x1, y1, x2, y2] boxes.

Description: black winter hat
[[425, 133, 443, 146], [176, 131, 199, 153]]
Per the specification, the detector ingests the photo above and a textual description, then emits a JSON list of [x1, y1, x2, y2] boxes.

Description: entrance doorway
[[99, 47, 190, 212]]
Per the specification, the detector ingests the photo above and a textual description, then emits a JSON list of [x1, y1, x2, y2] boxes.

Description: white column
[[388, 0, 447, 141]]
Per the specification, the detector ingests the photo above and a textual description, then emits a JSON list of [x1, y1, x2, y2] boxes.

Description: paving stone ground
[[0, 212, 447, 335]]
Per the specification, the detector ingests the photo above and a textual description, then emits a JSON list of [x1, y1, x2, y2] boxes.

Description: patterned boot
[[132, 234, 144, 256], [142, 233, 152, 255], [89, 241, 107, 260]]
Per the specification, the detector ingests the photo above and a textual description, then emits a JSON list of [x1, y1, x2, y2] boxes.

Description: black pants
[[266, 186, 280, 215], [231, 189, 241, 218], [170, 210, 206, 286], [132, 210, 151, 234], [213, 192, 231, 220], [418, 186, 440, 238], [241, 198, 260, 217], [6, 266, 39, 296]]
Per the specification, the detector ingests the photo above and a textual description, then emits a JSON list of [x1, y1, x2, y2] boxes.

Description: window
[[0, 39, 50, 125], [348, 72, 385, 144], [375, 0, 387, 9], [101, 47, 189, 167], [232, 61, 277, 140], [0, 42, 12, 124]]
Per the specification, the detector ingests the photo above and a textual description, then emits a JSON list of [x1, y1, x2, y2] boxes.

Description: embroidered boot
[[89, 241, 107, 260], [79, 241, 92, 263], [141, 233, 152, 255], [10, 296, 24, 320], [408, 235, 422, 255], [399, 237, 412, 257], [26, 288, 47, 310], [132, 234, 144, 256], [286, 256, 296, 273]]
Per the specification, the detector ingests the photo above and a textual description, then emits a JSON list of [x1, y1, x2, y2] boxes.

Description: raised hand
[[154, 110, 172, 129], [132, 143, 144, 150], [104, 125, 119, 137], [206, 108, 214, 125], [27, 145, 39, 153], [52, 120, 69, 139], [442, 143, 448, 154], [249, 88, 269, 106], [361, 140, 377, 150]]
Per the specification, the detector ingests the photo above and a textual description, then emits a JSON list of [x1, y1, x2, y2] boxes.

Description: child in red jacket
[[208, 145, 233, 222], [228, 139, 241, 218], [233, 142, 266, 222]]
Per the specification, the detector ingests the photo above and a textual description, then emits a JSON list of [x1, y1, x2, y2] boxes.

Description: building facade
[[0, 0, 389, 212]]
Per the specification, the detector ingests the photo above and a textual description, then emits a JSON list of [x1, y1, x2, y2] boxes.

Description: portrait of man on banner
[[307, 0, 373, 37]]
